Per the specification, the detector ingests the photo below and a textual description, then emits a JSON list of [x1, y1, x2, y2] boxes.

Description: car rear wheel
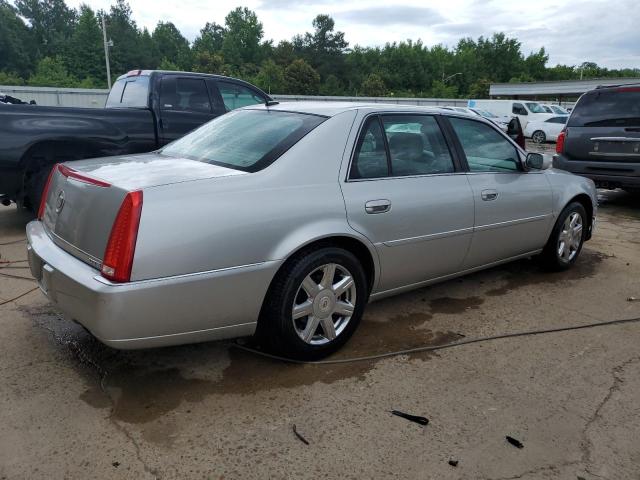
[[257, 247, 368, 360], [540, 202, 587, 271], [532, 130, 546, 143]]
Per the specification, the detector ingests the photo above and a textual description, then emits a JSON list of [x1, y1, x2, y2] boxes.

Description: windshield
[[550, 105, 568, 114], [525, 102, 546, 114], [105, 75, 150, 108], [161, 109, 326, 172]]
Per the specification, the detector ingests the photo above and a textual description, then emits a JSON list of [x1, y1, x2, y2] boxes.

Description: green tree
[[430, 80, 458, 98], [152, 21, 191, 70], [15, 0, 76, 58], [27, 56, 77, 87], [193, 22, 225, 54], [0, 0, 35, 76], [284, 59, 320, 95], [221, 7, 263, 71], [100, 0, 146, 76], [66, 5, 104, 85], [0, 71, 25, 85], [253, 59, 285, 94], [361, 73, 386, 97], [158, 58, 180, 71], [297, 15, 348, 80], [320, 74, 343, 95], [192, 51, 223, 74]]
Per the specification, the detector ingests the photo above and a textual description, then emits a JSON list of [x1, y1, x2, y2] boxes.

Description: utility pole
[[102, 16, 112, 89]]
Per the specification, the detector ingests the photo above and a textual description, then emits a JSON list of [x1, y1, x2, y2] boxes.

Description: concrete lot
[[1, 190, 639, 480]]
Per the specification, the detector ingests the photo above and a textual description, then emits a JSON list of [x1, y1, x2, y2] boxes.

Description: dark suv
[[553, 84, 640, 192]]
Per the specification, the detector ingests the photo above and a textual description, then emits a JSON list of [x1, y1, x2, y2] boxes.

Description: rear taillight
[[101, 191, 143, 283], [58, 164, 111, 187], [37, 164, 59, 220], [556, 131, 566, 154]]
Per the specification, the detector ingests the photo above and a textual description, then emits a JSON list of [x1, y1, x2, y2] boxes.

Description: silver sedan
[[27, 103, 597, 359]]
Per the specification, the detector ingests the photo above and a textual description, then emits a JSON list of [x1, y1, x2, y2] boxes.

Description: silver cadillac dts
[[27, 103, 597, 359]]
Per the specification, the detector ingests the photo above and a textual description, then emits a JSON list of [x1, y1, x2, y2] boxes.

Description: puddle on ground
[[485, 250, 607, 296], [597, 190, 640, 220], [428, 296, 484, 314], [22, 302, 461, 426]]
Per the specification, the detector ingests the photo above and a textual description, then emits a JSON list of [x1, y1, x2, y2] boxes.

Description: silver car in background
[[27, 103, 597, 359]]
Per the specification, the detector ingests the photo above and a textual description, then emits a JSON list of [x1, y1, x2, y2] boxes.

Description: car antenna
[[265, 99, 279, 107]]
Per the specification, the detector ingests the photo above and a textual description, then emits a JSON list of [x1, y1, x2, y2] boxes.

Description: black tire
[[532, 130, 546, 144], [540, 202, 587, 271], [257, 247, 369, 360], [24, 164, 54, 212]]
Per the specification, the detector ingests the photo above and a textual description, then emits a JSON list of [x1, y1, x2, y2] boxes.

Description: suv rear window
[[160, 109, 325, 172], [569, 88, 640, 127]]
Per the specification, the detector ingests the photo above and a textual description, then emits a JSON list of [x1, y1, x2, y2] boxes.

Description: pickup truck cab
[[0, 70, 270, 209]]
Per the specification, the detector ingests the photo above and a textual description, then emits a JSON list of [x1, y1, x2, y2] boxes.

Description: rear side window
[[546, 116, 567, 124], [105, 76, 150, 108], [350, 115, 454, 179], [569, 89, 640, 127], [449, 117, 520, 172], [218, 81, 266, 110], [160, 77, 212, 113], [160, 110, 325, 172]]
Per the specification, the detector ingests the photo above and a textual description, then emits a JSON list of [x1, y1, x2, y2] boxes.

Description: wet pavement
[[1, 189, 639, 479]]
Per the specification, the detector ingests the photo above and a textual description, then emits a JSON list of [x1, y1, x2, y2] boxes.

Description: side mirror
[[526, 152, 552, 170]]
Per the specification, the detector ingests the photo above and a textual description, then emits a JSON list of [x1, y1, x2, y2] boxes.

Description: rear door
[[158, 75, 220, 144], [564, 88, 640, 167], [446, 116, 553, 268], [341, 113, 475, 293]]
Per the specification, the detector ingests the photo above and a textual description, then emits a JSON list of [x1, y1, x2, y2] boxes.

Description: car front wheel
[[258, 247, 368, 360], [540, 202, 587, 271]]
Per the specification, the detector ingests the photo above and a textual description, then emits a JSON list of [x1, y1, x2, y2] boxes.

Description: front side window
[[218, 81, 266, 110], [161, 109, 325, 172], [449, 117, 520, 172]]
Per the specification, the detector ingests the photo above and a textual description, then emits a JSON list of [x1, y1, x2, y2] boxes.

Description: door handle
[[365, 199, 391, 214], [481, 189, 499, 201]]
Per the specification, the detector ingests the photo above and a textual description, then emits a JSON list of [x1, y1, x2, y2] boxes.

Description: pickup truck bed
[[0, 70, 269, 209]]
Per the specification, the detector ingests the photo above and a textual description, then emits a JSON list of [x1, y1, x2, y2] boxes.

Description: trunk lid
[[41, 153, 245, 270]]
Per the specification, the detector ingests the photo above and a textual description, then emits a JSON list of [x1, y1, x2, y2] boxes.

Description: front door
[[446, 116, 554, 268], [341, 113, 475, 293]]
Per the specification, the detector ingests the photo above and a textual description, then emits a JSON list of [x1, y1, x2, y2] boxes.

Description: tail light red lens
[[101, 191, 143, 283], [556, 131, 566, 154], [37, 164, 59, 220]]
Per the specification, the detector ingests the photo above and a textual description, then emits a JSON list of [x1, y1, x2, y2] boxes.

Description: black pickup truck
[[0, 70, 270, 209]]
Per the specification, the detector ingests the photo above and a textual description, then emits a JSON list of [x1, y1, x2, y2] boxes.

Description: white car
[[524, 116, 568, 143], [539, 104, 570, 116], [468, 100, 554, 129], [442, 106, 509, 131]]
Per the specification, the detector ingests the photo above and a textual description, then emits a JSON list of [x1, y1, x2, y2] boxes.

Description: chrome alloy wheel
[[292, 263, 357, 345], [557, 212, 583, 262], [532, 130, 546, 143]]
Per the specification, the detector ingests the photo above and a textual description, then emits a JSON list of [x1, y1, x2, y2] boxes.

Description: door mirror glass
[[525, 152, 551, 170]]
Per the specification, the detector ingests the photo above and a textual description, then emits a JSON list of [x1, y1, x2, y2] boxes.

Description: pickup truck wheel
[[24, 164, 54, 212], [532, 130, 546, 143], [540, 202, 587, 271], [257, 247, 368, 360]]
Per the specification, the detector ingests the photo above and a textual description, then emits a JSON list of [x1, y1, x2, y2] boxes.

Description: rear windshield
[[160, 109, 326, 172], [568, 89, 640, 127], [105, 76, 150, 108]]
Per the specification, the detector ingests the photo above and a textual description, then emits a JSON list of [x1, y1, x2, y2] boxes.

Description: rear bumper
[[26, 220, 279, 349], [553, 154, 640, 189]]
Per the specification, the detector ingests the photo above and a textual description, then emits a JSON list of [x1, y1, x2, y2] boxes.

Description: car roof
[[247, 101, 466, 118]]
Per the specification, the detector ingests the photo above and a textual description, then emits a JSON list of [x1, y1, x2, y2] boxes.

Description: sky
[[65, 0, 640, 69]]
